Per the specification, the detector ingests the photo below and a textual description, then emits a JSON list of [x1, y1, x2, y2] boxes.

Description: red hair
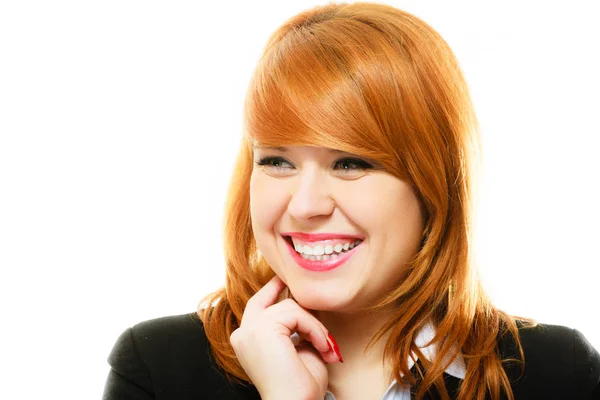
[[198, 3, 534, 399]]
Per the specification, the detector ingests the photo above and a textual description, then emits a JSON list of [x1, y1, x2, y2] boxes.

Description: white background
[[0, 1, 598, 398]]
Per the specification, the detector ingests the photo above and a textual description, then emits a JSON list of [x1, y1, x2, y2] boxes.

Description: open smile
[[282, 235, 363, 272]]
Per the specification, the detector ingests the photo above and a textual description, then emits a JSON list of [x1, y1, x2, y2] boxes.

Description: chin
[[289, 286, 355, 312]]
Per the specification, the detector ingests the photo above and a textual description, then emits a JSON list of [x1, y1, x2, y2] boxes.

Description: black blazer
[[102, 312, 600, 399]]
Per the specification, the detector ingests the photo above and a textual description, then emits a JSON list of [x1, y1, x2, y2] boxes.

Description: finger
[[297, 340, 339, 367], [291, 330, 339, 363], [290, 311, 336, 361], [269, 300, 331, 355], [242, 275, 287, 323]]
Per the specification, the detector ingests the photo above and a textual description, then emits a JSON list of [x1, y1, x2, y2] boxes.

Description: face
[[249, 145, 425, 312]]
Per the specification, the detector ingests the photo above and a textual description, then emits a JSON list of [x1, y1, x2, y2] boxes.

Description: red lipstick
[[281, 233, 363, 272], [282, 232, 364, 242]]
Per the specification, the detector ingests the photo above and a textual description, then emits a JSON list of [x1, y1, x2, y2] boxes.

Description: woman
[[103, 2, 600, 399]]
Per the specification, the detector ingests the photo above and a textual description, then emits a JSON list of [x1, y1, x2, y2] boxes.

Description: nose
[[287, 168, 335, 222]]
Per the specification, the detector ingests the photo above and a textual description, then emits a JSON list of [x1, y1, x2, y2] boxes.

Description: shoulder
[[499, 321, 600, 398], [103, 312, 260, 400], [122, 312, 208, 359]]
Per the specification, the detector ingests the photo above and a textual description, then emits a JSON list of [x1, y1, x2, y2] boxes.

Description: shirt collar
[[405, 320, 466, 380]]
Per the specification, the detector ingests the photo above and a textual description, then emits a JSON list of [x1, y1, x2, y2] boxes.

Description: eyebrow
[[253, 146, 345, 154]]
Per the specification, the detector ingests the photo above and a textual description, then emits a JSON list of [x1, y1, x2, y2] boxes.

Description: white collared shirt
[[323, 321, 466, 400]]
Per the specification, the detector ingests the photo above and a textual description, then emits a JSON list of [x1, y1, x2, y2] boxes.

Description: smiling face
[[249, 145, 425, 312]]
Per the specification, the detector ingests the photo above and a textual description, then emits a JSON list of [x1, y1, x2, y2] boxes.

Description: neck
[[313, 306, 396, 387]]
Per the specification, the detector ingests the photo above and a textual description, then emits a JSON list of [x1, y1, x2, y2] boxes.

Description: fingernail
[[327, 332, 344, 363]]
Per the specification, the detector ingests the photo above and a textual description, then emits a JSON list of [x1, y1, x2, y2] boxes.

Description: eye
[[255, 156, 294, 170], [333, 158, 373, 172]]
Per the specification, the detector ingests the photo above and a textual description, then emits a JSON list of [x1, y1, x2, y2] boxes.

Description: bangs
[[242, 18, 408, 167]]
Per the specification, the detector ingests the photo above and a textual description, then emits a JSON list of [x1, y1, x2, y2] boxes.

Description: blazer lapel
[[409, 360, 462, 399]]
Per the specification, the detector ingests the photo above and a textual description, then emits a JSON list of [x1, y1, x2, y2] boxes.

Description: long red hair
[[198, 3, 534, 399]]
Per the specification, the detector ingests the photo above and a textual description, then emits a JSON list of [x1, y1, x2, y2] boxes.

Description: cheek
[[250, 172, 288, 234], [336, 177, 424, 248]]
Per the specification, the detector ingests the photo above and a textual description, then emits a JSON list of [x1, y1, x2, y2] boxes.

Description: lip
[[282, 235, 362, 272], [281, 232, 365, 242]]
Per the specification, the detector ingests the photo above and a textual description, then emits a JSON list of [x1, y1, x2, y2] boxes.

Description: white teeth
[[301, 252, 342, 261], [313, 245, 324, 256], [292, 238, 362, 256]]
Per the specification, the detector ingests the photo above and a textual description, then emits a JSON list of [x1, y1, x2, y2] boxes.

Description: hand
[[229, 275, 343, 400]]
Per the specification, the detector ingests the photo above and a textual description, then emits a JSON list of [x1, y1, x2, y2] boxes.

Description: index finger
[[242, 275, 287, 322]]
